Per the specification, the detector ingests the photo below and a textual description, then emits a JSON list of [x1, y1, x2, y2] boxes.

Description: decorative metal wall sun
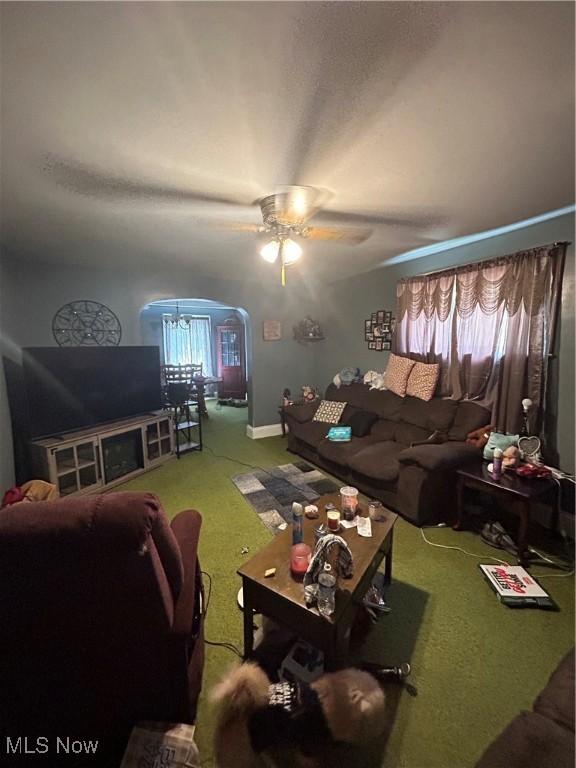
[[52, 300, 122, 346]]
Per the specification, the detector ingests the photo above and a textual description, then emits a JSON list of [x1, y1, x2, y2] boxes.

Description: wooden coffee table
[[237, 493, 398, 670]]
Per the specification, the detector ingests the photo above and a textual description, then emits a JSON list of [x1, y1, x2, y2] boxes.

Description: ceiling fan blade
[[314, 208, 447, 229], [200, 219, 263, 234], [43, 155, 253, 207], [304, 226, 372, 245]]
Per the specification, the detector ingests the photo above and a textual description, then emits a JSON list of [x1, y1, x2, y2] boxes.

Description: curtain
[[163, 316, 214, 376], [393, 243, 566, 436]]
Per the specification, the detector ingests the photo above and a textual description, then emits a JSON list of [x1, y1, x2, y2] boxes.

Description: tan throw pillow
[[383, 354, 416, 397], [406, 361, 440, 401], [312, 400, 347, 424]]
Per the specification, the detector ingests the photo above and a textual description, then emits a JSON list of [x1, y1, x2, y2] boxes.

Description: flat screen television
[[23, 346, 162, 439]]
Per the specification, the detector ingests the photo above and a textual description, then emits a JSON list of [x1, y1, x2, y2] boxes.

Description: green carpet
[[118, 402, 575, 768]]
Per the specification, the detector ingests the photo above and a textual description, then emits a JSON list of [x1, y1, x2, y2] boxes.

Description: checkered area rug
[[232, 461, 340, 534]]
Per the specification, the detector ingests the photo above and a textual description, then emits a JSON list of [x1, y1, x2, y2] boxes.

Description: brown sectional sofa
[[476, 648, 574, 768], [283, 382, 492, 526]]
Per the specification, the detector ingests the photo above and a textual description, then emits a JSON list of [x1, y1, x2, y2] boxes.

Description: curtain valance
[[397, 243, 566, 322]]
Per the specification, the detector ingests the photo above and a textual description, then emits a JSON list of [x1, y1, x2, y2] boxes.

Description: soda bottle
[[317, 562, 336, 617]]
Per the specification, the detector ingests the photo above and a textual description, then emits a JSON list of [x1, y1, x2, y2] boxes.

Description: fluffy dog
[[211, 662, 386, 768]]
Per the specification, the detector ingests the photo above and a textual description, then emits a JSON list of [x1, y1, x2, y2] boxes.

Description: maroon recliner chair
[[0, 491, 204, 766]]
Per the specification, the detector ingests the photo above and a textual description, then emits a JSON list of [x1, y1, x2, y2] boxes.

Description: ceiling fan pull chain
[[279, 240, 286, 286]]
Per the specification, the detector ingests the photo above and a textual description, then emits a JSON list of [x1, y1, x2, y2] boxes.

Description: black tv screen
[[23, 346, 162, 439]]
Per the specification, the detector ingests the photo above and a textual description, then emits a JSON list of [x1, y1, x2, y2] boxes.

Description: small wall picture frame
[[368, 341, 376, 350], [263, 319, 282, 341], [382, 340, 391, 350]]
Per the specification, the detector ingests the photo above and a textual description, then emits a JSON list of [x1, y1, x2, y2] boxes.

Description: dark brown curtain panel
[[394, 242, 567, 436]]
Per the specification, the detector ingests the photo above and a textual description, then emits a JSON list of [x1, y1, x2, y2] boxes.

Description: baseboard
[[246, 423, 283, 439]]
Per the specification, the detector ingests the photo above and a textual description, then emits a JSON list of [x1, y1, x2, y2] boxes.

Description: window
[[162, 316, 214, 376], [393, 243, 566, 434]]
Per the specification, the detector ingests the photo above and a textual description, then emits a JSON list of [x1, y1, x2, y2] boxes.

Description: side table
[[455, 462, 557, 567], [278, 407, 287, 437]]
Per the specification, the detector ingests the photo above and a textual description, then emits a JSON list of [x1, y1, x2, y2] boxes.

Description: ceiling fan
[[217, 185, 374, 285], [43, 156, 445, 285]]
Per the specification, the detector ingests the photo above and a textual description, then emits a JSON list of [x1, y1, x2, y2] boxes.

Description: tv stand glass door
[[53, 439, 101, 496]]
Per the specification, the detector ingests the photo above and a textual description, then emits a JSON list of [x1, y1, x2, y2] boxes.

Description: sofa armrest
[[399, 441, 481, 471], [283, 402, 318, 423], [170, 509, 203, 639]]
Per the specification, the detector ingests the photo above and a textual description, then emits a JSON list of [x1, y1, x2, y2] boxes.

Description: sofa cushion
[[364, 387, 404, 419], [348, 441, 405, 482], [325, 382, 370, 409], [383, 354, 416, 397], [399, 396, 458, 432], [348, 410, 379, 437], [405, 361, 440, 401], [533, 650, 575, 733], [291, 421, 332, 449], [312, 400, 347, 424], [317, 435, 381, 467], [371, 419, 397, 441], [395, 422, 433, 446], [399, 441, 480, 471], [449, 401, 493, 441], [475, 710, 575, 768]]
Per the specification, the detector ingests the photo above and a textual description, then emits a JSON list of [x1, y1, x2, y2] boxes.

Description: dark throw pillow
[[348, 410, 379, 437]]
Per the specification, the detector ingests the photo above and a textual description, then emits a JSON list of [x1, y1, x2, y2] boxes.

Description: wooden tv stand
[[29, 411, 174, 497]]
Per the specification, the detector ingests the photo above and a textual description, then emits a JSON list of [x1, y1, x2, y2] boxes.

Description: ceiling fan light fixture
[[260, 239, 280, 263], [281, 238, 302, 265]]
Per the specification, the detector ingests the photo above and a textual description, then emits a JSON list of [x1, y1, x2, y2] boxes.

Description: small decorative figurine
[[502, 445, 520, 470], [301, 384, 319, 402]]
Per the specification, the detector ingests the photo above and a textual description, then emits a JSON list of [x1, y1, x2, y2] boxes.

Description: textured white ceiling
[[1, 1, 574, 283]]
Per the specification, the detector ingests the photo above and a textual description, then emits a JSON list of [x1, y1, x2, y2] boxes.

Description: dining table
[[191, 376, 223, 417]]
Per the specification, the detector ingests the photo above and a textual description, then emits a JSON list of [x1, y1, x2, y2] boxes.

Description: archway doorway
[[139, 298, 251, 421]]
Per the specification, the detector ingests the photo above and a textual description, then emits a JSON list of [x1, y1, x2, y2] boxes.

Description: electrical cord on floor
[[203, 441, 266, 473], [420, 529, 575, 578], [420, 528, 511, 565], [200, 569, 242, 657]]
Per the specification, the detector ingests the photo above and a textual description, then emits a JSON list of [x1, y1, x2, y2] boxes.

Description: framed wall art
[[263, 319, 282, 341], [365, 310, 395, 351]]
